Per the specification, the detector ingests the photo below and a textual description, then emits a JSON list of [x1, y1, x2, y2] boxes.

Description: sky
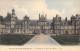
[[0, 0, 80, 20]]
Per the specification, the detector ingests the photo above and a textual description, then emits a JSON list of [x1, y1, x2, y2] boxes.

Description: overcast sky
[[0, 0, 80, 20]]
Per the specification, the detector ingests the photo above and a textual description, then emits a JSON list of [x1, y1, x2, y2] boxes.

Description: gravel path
[[24, 34, 61, 46]]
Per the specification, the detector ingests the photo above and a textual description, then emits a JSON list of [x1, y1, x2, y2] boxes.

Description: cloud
[[70, 8, 80, 15], [63, 0, 74, 7], [12, 0, 65, 20], [0, 0, 80, 20]]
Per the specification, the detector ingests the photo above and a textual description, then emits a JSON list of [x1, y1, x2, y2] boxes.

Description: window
[[61, 26, 63, 29], [33, 26, 34, 29], [65, 27, 68, 29], [79, 22, 80, 25], [45, 22, 46, 25], [69, 27, 71, 29], [41, 26, 43, 29], [61, 30, 63, 34], [17, 29, 19, 32], [58, 26, 61, 29], [65, 30, 68, 34], [70, 30, 72, 34]]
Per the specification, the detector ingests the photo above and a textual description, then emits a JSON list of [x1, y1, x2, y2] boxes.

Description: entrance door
[[66, 30, 68, 34], [41, 30, 45, 34]]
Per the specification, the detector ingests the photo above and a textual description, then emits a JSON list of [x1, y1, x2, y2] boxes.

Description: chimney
[[56, 14, 59, 17], [65, 17, 67, 22], [12, 8, 15, 15], [45, 14, 47, 19], [39, 14, 40, 19]]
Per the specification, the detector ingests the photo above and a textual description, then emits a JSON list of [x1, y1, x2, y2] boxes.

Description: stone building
[[53, 14, 80, 35], [0, 8, 53, 34], [53, 14, 61, 35], [0, 8, 80, 35], [0, 16, 5, 34]]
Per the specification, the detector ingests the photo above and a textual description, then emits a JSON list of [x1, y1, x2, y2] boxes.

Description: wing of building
[[0, 8, 80, 35], [0, 9, 53, 35], [53, 14, 80, 35]]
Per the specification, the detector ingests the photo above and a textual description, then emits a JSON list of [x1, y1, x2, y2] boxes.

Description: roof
[[23, 15, 30, 21], [15, 20, 22, 25], [4, 13, 11, 21], [47, 20, 52, 25], [62, 20, 72, 25], [30, 20, 38, 25], [67, 20, 72, 25], [1, 12, 52, 25], [0, 16, 3, 21], [71, 15, 76, 18], [30, 20, 52, 25]]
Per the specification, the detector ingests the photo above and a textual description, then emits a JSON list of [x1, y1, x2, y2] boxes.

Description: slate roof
[[46, 20, 52, 25], [30, 20, 52, 25], [4, 13, 11, 21], [23, 15, 30, 21], [15, 20, 22, 25], [0, 16, 3, 21], [1, 12, 52, 25], [13, 20, 52, 25], [30, 20, 38, 25], [67, 20, 72, 25], [71, 15, 76, 18], [62, 20, 72, 25]]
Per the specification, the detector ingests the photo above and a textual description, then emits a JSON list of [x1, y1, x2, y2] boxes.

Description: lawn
[[0, 34, 34, 45], [51, 35, 80, 46]]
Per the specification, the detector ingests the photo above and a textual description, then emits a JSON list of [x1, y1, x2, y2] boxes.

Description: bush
[[0, 34, 34, 45], [51, 35, 80, 45]]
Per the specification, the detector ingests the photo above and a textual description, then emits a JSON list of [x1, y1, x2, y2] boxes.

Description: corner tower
[[12, 8, 15, 15], [11, 8, 16, 29]]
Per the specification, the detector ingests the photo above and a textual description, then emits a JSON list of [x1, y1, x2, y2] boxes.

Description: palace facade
[[53, 14, 80, 35], [0, 8, 80, 35], [0, 8, 53, 34]]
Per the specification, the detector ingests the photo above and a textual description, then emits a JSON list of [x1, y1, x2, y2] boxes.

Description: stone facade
[[0, 8, 80, 35], [53, 14, 80, 35], [0, 9, 53, 34]]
